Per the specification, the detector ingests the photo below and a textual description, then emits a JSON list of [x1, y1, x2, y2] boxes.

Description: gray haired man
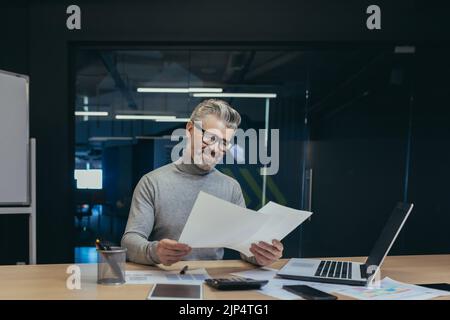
[[121, 99, 283, 266]]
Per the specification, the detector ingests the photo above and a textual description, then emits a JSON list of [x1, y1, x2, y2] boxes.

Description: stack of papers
[[178, 191, 312, 256]]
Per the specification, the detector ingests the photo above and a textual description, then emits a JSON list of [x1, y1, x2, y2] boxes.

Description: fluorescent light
[[75, 111, 109, 116], [137, 87, 223, 93], [192, 93, 277, 98], [89, 137, 133, 142], [394, 46, 416, 54], [138, 88, 189, 93], [155, 118, 191, 122], [187, 88, 223, 93], [115, 114, 177, 120]]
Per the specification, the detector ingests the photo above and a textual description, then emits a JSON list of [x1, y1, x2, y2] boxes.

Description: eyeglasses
[[192, 122, 232, 152]]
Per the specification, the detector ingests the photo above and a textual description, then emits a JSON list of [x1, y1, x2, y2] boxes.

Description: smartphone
[[283, 285, 337, 300], [147, 283, 203, 300], [417, 283, 450, 292]]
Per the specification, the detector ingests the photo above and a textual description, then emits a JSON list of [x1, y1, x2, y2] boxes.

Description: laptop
[[277, 202, 414, 286]]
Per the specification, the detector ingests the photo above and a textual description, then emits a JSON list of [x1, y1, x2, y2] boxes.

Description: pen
[[95, 239, 106, 250], [180, 265, 189, 275], [96, 239, 112, 251]]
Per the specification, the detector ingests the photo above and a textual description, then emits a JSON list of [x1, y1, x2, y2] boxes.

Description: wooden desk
[[0, 255, 449, 300]]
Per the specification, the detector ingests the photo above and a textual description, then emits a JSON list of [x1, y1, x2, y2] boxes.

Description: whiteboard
[[0, 70, 29, 206]]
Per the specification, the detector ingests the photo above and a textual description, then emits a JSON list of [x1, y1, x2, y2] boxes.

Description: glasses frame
[[191, 121, 233, 151]]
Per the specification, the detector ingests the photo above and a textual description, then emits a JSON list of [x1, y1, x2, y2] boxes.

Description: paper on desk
[[125, 268, 210, 284], [230, 267, 279, 280], [248, 277, 343, 300], [178, 192, 312, 256], [338, 277, 450, 300], [230, 268, 302, 300], [261, 279, 305, 300]]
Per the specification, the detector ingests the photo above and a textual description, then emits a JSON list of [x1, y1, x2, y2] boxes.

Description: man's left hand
[[249, 239, 283, 266]]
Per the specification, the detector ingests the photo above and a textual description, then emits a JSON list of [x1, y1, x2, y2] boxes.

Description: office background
[[0, 1, 449, 264]]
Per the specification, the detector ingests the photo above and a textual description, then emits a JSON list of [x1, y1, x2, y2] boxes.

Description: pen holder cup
[[97, 247, 127, 285]]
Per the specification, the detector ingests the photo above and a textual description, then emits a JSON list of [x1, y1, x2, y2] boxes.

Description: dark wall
[[0, 1, 449, 263], [268, 94, 308, 258], [404, 47, 450, 254], [305, 78, 411, 257], [0, 3, 29, 74], [303, 47, 450, 258], [303, 50, 403, 257]]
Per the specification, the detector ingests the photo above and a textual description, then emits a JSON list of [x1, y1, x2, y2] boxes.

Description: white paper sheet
[[125, 268, 210, 284], [230, 267, 279, 280], [338, 277, 450, 300], [229, 268, 303, 299], [260, 280, 305, 300], [178, 191, 312, 256]]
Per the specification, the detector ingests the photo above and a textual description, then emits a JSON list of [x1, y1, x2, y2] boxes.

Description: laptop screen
[[364, 202, 413, 272]]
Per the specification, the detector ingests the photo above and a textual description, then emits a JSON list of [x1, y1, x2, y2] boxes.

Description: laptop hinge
[[360, 264, 368, 279], [361, 263, 380, 280]]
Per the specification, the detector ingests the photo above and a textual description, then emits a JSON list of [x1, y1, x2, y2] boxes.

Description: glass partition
[[73, 48, 309, 261], [73, 46, 427, 262]]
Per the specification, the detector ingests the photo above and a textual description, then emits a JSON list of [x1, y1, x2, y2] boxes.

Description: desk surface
[[0, 254, 449, 300]]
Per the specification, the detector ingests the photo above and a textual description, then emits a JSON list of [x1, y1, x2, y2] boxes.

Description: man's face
[[186, 115, 235, 170]]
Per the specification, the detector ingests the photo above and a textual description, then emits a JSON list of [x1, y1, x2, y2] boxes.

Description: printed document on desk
[[178, 191, 312, 257], [125, 268, 210, 284], [338, 277, 450, 300]]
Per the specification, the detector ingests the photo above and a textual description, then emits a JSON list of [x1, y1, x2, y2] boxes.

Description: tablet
[[147, 283, 203, 300]]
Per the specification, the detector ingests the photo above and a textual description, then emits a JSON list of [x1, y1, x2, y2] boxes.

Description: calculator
[[204, 277, 268, 290]]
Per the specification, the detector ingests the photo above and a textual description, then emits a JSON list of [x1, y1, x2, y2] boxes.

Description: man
[[121, 99, 283, 266]]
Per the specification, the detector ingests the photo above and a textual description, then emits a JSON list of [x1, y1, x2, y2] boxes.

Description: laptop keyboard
[[314, 261, 353, 279]]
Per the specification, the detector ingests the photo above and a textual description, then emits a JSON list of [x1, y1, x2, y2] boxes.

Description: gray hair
[[190, 99, 241, 129]]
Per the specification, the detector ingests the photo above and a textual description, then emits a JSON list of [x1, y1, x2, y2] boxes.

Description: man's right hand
[[155, 239, 192, 266]]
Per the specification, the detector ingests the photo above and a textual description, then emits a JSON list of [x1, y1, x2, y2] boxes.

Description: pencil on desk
[[180, 265, 189, 275]]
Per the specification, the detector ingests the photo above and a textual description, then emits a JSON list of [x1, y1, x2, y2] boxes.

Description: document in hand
[[178, 191, 312, 257]]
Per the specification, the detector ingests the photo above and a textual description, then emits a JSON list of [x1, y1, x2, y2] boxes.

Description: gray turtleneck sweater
[[121, 161, 257, 265]]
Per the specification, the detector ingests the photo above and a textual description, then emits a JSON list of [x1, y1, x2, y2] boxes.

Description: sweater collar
[[174, 158, 214, 176]]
